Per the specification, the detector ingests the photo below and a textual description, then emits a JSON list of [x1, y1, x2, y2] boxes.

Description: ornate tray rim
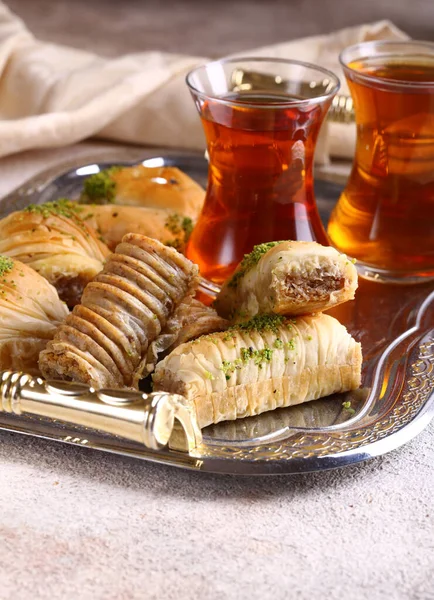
[[0, 147, 433, 475]]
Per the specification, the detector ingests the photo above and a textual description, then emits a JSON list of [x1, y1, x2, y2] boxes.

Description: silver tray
[[0, 148, 433, 475]]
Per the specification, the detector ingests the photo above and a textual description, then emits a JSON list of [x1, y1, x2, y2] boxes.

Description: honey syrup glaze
[[186, 91, 331, 284]]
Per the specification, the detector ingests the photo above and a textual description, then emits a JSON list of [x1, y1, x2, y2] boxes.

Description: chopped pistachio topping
[[182, 217, 194, 241], [232, 314, 286, 335], [204, 370, 215, 380], [228, 241, 284, 288], [221, 359, 242, 379], [24, 198, 91, 236], [285, 339, 296, 351], [273, 338, 284, 349], [220, 345, 274, 380], [25, 198, 84, 221], [164, 214, 194, 249], [342, 400, 356, 415], [0, 256, 14, 277], [81, 166, 121, 204], [165, 213, 183, 235]]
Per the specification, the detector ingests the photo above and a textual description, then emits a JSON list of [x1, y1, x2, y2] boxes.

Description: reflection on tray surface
[[203, 388, 370, 443]]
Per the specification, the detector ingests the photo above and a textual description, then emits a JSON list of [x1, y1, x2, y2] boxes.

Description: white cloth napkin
[[0, 2, 407, 162]]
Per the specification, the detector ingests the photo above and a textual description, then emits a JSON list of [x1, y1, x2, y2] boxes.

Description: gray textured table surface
[[1, 3, 434, 599]]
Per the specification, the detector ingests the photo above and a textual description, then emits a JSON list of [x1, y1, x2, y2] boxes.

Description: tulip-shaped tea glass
[[328, 41, 434, 282], [185, 58, 340, 284]]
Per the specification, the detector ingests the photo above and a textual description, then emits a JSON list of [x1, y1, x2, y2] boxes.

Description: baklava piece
[[0, 200, 110, 307], [214, 241, 358, 320], [39, 234, 199, 389], [153, 313, 362, 428]]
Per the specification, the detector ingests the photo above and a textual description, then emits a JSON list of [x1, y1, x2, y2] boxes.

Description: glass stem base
[[355, 261, 434, 285]]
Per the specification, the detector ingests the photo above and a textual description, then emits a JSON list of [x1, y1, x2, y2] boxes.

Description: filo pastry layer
[[214, 241, 358, 320], [39, 234, 199, 389], [0, 256, 69, 374], [153, 313, 362, 429], [145, 298, 229, 374], [0, 201, 110, 307], [81, 205, 194, 253]]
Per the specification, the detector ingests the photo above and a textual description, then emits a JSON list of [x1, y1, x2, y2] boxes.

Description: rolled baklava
[[0, 200, 111, 307], [153, 313, 362, 428], [214, 241, 358, 320], [145, 298, 229, 375], [0, 256, 69, 374], [39, 234, 199, 389]]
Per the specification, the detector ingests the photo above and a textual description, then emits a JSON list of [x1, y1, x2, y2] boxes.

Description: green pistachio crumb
[[165, 213, 182, 235], [221, 345, 273, 379], [285, 339, 296, 351], [221, 360, 234, 377], [164, 214, 194, 247], [81, 167, 121, 204], [230, 314, 286, 335], [240, 347, 254, 363], [228, 241, 285, 288], [0, 256, 14, 277], [25, 198, 84, 221], [274, 338, 284, 349], [182, 217, 193, 242], [205, 370, 215, 380], [342, 401, 356, 415]]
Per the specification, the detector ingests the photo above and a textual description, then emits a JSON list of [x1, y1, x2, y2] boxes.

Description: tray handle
[[0, 371, 202, 453]]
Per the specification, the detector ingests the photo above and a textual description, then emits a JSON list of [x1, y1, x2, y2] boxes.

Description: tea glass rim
[[185, 56, 341, 110], [340, 39, 434, 90]]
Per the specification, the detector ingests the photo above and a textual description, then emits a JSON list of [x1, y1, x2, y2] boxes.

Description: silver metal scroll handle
[[0, 371, 202, 452]]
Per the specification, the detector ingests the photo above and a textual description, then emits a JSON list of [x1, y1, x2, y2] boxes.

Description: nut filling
[[284, 271, 345, 303]]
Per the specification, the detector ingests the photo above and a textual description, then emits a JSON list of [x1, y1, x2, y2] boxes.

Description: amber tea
[[186, 91, 330, 283], [186, 58, 339, 284], [328, 46, 434, 278]]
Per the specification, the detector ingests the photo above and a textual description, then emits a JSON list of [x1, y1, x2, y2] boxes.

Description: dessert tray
[[0, 148, 433, 475]]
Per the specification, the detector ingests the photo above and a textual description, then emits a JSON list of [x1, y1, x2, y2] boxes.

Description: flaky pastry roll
[[39, 234, 199, 389], [214, 241, 358, 320], [0, 256, 69, 374], [145, 298, 229, 375], [153, 313, 362, 429], [0, 200, 110, 307], [80, 165, 205, 219]]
